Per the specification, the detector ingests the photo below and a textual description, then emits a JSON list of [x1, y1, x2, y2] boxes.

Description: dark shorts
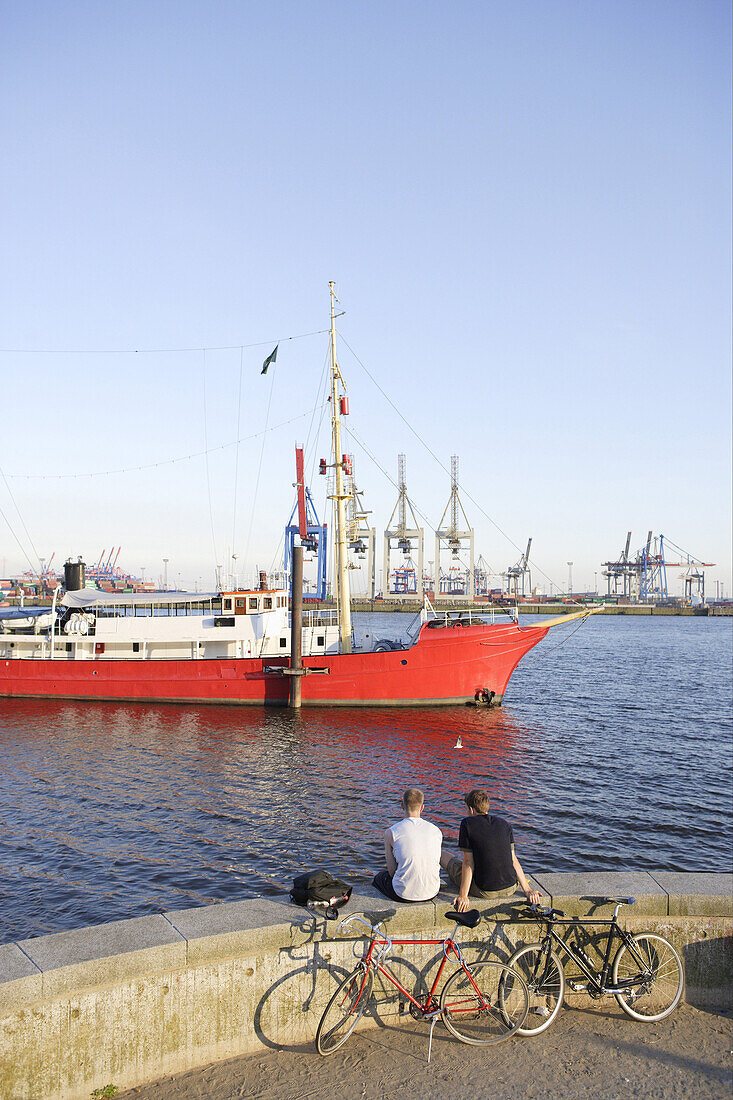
[[444, 855, 518, 900], [372, 869, 437, 904]]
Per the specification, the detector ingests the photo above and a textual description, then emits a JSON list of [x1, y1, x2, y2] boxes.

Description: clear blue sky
[[1, 0, 730, 596]]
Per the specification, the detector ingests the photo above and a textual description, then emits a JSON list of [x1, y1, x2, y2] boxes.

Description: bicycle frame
[[338, 915, 489, 1018], [531, 908, 656, 995]]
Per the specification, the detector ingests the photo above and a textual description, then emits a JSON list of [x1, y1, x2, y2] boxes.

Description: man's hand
[[525, 888, 542, 905], [456, 893, 470, 913]]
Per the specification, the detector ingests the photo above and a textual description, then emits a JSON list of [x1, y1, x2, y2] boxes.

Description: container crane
[[507, 538, 532, 598], [384, 454, 424, 600], [435, 455, 474, 600]]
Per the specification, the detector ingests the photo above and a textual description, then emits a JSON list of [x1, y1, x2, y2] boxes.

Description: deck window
[[248, 597, 259, 611], [132, 642, 140, 653], [224, 598, 233, 611], [279, 637, 287, 648], [317, 635, 325, 646], [263, 597, 272, 609]]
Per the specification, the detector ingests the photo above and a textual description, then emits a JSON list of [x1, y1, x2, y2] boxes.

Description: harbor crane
[[602, 532, 714, 603], [473, 554, 494, 598], [507, 538, 532, 598], [343, 455, 376, 599], [435, 455, 474, 600], [384, 454, 424, 600]]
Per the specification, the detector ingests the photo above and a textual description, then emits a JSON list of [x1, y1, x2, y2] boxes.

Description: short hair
[[403, 788, 424, 812], [464, 789, 491, 814]]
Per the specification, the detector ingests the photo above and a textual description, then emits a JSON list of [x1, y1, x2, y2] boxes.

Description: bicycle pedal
[[530, 1006, 551, 1017], [568, 981, 588, 992]]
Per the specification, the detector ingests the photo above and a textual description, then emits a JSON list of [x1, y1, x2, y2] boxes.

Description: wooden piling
[[290, 545, 303, 709]]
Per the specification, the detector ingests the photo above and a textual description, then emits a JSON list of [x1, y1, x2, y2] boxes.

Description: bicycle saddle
[[445, 908, 481, 929]]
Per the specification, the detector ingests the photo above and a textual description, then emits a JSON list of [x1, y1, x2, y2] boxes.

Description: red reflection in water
[[1, 695, 535, 874]]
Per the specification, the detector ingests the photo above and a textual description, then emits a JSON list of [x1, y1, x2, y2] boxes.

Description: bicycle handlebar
[[526, 896, 637, 920], [336, 910, 394, 963], [526, 903, 565, 919], [336, 914, 381, 936]]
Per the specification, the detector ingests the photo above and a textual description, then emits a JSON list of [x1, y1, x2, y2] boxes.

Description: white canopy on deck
[[61, 590, 219, 609]]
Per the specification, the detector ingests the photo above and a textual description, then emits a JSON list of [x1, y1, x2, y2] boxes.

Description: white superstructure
[[0, 588, 344, 661]]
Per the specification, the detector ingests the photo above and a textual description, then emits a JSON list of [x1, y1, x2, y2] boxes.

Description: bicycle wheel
[[612, 933, 684, 1021], [441, 962, 529, 1045], [316, 966, 374, 1055], [505, 943, 565, 1035]]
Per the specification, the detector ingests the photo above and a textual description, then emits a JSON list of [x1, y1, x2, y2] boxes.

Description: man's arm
[[384, 828, 397, 876], [456, 851, 474, 912], [512, 848, 541, 905]]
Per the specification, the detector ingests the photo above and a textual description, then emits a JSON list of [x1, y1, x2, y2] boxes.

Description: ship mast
[[329, 281, 353, 654]]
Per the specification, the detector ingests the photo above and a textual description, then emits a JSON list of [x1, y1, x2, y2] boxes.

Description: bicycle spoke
[[613, 934, 684, 1021], [441, 963, 528, 1045], [316, 968, 374, 1055], [506, 943, 565, 1035]]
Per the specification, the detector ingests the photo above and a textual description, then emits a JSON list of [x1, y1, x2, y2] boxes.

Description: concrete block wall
[[1, 872, 731, 1100]]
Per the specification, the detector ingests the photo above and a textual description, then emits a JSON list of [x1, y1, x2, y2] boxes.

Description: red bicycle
[[316, 910, 529, 1059]]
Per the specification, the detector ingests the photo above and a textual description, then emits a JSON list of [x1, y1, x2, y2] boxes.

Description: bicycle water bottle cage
[[445, 909, 481, 929]]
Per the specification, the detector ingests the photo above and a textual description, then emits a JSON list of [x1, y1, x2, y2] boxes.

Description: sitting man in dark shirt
[[441, 789, 542, 912]]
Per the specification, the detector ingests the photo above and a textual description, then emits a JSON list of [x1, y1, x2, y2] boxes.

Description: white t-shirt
[[389, 816, 442, 901]]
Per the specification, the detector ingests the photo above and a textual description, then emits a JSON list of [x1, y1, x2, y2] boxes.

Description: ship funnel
[[64, 558, 86, 591]]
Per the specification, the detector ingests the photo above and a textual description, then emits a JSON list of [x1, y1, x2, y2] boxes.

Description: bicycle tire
[[440, 962, 529, 1045], [316, 966, 374, 1055], [612, 933, 684, 1021], [505, 942, 565, 1035]]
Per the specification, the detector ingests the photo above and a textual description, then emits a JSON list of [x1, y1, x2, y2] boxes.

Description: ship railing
[[407, 596, 519, 636]]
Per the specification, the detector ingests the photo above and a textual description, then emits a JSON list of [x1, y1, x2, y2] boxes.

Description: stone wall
[[1, 872, 730, 1100]]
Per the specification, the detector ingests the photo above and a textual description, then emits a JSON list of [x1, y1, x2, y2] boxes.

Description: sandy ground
[[117, 1002, 732, 1100]]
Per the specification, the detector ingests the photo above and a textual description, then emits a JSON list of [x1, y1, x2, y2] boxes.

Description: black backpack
[[290, 869, 353, 920]]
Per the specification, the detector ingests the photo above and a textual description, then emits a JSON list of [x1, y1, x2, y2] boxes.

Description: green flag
[[261, 345, 278, 374]]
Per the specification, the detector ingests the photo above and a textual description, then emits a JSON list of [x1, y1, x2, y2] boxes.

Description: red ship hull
[[0, 622, 549, 707]]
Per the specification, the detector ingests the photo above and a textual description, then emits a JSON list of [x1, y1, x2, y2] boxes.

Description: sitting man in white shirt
[[372, 788, 442, 903]]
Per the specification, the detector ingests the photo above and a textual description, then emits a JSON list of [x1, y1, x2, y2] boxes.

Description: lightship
[[0, 285, 590, 707]]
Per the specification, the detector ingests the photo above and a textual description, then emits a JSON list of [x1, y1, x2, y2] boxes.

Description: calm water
[[1, 614, 730, 944]]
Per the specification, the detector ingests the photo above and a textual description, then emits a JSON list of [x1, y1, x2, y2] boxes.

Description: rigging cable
[[521, 614, 592, 662], [342, 423, 438, 534], [338, 331, 567, 597], [268, 343, 332, 584], [0, 464, 43, 575], [6, 409, 315, 480], [0, 328, 329, 355], [243, 355, 278, 580], [231, 345, 245, 564], [202, 350, 219, 581], [0, 495, 42, 580]]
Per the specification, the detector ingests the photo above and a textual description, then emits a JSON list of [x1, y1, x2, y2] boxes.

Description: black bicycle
[[504, 896, 684, 1035]]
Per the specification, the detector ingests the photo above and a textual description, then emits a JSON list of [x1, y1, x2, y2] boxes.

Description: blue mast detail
[[284, 487, 328, 600]]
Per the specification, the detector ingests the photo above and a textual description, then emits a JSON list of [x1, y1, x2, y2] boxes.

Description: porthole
[[401, 659, 407, 665]]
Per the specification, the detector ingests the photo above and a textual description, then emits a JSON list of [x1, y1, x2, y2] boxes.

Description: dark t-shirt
[[458, 814, 516, 892]]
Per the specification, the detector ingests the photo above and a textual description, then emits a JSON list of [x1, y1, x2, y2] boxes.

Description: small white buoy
[[454, 736, 463, 749]]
